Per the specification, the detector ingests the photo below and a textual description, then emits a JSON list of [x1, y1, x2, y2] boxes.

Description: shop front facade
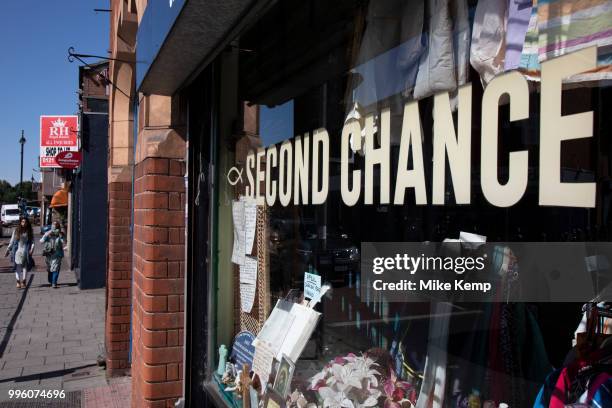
[[128, 1, 612, 407]]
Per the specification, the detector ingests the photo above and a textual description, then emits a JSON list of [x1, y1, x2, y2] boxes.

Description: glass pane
[[213, 1, 612, 407]]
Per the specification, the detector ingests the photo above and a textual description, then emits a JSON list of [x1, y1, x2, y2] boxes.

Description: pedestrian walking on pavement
[[40, 221, 64, 288], [5, 217, 34, 289], [5, 233, 17, 272]]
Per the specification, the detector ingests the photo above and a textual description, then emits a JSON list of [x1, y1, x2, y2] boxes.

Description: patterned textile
[[519, 0, 542, 78], [505, 0, 534, 71], [592, 378, 612, 408], [520, 0, 612, 82], [537, 0, 612, 62]]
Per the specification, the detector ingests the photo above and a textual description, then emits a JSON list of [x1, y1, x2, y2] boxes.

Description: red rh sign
[[40, 115, 79, 168]]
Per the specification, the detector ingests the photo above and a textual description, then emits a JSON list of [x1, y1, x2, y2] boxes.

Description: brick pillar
[[106, 181, 133, 376], [132, 157, 185, 408]]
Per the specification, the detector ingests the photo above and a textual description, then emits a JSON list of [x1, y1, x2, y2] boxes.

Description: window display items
[[273, 355, 296, 398], [264, 390, 286, 408], [249, 386, 260, 408], [255, 300, 321, 362], [221, 363, 236, 386], [217, 344, 228, 376], [240, 365, 253, 408], [533, 303, 612, 407], [307, 352, 416, 408], [288, 390, 312, 408], [230, 331, 257, 369]]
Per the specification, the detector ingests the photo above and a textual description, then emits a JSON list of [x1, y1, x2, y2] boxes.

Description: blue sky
[[260, 100, 294, 147], [0, 0, 109, 185]]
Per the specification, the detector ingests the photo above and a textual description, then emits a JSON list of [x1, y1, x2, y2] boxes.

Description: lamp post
[[18, 130, 27, 217], [19, 130, 26, 196]]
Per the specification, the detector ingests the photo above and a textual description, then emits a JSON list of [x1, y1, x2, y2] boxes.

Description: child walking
[[40, 221, 64, 288]]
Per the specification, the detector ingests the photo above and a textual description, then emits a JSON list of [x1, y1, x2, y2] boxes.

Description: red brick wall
[[132, 157, 185, 408], [106, 181, 133, 376]]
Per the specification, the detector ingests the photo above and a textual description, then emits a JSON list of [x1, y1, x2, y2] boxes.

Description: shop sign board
[[231, 48, 599, 210], [40, 115, 79, 168], [230, 331, 256, 368], [55, 150, 82, 169]]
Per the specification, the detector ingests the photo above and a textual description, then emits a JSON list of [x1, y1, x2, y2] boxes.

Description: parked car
[[1, 204, 21, 227], [295, 231, 360, 288], [26, 206, 40, 217], [26, 207, 41, 225], [269, 216, 360, 290]]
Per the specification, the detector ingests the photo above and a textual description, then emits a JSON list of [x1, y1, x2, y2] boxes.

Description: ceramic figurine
[[222, 363, 236, 385], [217, 344, 228, 376]]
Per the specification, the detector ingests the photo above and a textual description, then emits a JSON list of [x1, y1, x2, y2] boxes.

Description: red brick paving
[[82, 376, 131, 408]]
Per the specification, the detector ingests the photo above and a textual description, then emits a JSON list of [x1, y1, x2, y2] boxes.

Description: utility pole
[[19, 130, 26, 199]]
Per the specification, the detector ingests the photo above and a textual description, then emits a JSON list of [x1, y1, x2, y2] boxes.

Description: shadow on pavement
[[0, 275, 34, 359], [0, 364, 98, 385]]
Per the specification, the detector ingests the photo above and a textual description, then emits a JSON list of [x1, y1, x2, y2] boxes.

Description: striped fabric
[[519, 1, 542, 79], [538, 0, 612, 80], [520, 0, 612, 81], [538, 0, 612, 59]]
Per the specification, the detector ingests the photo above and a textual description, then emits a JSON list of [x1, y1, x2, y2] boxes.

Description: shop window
[[85, 97, 108, 113], [207, 1, 612, 408]]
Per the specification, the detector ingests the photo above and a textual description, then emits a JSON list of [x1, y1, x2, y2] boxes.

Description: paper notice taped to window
[[243, 197, 257, 255], [240, 256, 258, 284], [240, 282, 256, 313], [231, 200, 245, 265], [239, 257, 258, 313]]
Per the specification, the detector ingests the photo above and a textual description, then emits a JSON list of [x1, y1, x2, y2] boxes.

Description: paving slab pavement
[[0, 233, 131, 407]]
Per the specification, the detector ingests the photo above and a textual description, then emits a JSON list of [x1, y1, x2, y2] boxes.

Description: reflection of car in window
[[269, 216, 360, 292], [296, 232, 360, 288]]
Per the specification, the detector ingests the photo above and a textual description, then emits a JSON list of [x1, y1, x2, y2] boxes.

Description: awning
[[136, 0, 254, 95], [50, 189, 68, 208]]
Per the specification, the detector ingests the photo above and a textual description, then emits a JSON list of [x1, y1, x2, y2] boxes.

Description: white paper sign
[[232, 196, 258, 264], [303, 272, 321, 300], [240, 256, 258, 284], [243, 198, 257, 255], [309, 284, 330, 308], [231, 200, 245, 265], [251, 340, 275, 384], [240, 282, 256, 313], [239, 256, 258, 313]]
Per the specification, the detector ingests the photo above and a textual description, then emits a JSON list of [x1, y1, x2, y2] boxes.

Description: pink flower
[[382, 368, 415, 406], [383, 400, 402, 408]]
